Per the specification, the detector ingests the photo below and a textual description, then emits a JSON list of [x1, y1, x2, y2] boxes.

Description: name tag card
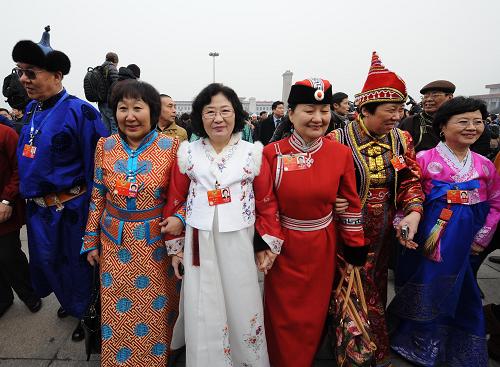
[[390, 155, 407, 171], [447, 190, 469, 204], [22, 144, 37, 159], [113, 180, 138, 198], [207, 188, 231, 206], [283, 153, 308, 171]]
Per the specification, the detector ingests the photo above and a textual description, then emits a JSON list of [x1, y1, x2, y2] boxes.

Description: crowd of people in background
[[1, 26, 500, 367]]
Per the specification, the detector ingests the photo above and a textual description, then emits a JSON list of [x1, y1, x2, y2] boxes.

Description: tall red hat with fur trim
[[354, 51, 407, 108]]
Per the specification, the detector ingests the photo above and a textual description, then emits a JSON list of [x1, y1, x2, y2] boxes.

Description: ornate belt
[[280, 212, 333, 232], [31, 185, 87, 211], [105, 200, 163, 222], [366, 188, 391, 204]]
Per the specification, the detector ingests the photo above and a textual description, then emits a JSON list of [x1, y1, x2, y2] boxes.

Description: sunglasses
[[12, 67, 44, 80]]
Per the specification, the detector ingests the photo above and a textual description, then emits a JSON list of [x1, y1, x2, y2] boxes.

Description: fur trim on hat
[[12, 40, 46, 68], [45, 50, 71, 75], [12, 40, 71, 75]]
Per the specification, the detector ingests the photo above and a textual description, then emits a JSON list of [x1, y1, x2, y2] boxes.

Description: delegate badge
[[283, 153, 309, 171], [207, 188, 231, 206], [113, 179, 138, 198], [390, 155, 407, 171], [447, 190, 469, 204], [22, 144, 37, 159]]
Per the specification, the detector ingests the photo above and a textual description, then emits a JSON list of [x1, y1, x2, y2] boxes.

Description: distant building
[[174, 70, 292, 115], [471, 84, 500, 113], [174, 98, 274, 115], [282, 70, 293, 109]]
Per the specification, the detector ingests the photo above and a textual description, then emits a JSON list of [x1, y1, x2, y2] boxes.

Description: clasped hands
[[256, 250, 277, 275]]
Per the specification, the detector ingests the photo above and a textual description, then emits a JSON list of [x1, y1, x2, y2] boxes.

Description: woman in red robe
[[262, 79, 368, 367]]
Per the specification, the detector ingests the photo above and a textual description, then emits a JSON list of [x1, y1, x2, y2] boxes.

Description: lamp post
[[209, 51, 219, 83]]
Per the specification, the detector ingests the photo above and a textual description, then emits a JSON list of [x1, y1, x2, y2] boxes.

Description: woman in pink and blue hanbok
[[388, 97, 500, 367]]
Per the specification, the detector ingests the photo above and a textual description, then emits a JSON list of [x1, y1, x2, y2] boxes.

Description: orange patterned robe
[[82, 131, 181, 366]]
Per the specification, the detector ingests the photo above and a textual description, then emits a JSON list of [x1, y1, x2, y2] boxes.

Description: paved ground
[[1, 227, 499, 366]]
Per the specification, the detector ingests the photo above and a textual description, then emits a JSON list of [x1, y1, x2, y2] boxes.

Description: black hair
[[433, 96, 488, 141], [180, 112, 190, 122], [332, 92, 348, 106], [110, 79, 161, 131], [0, 107, 9, 114], [190, 83, 246, 138], [160, 94, 171, 99], [127, 64, 140, 79], [272, 101, 284, 110], [259, 111, 267, 117]]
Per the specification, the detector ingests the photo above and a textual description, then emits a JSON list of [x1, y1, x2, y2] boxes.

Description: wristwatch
[[1, 200, 11, 206]]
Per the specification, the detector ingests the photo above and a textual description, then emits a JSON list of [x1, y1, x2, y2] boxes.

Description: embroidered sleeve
[[163, 149, 191, 254], [81, 138, 107, 254], [253, 155, 284, 254], [474, 162, 500, 247], [397, 131, 425, 216], [337, 149, 368, 266]]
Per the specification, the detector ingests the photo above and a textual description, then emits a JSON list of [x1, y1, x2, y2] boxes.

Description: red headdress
[[354, 51, 406, 108]]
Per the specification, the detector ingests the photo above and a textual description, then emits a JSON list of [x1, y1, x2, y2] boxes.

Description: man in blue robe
[[12, 26, 108, 341]]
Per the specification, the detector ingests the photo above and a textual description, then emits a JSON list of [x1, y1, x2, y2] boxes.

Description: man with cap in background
[[399, 80, 455, 152], [12, 26, 108, 340]]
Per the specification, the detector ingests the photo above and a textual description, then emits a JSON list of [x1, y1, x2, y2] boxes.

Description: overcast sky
[[2, 0, 499, 109]]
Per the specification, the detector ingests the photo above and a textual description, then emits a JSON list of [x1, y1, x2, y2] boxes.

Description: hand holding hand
[[171, 251, 184, 279], [87, 249, 100, 266], [0, 203, 13, 223], [160, 216, 184, 236], [334, 197, 349, 214]]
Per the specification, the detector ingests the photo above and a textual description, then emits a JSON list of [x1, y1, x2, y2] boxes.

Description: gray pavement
[[1, 227, 499, 366]]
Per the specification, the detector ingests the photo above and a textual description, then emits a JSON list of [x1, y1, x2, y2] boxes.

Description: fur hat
[[288, 78, 333, 105], [12, 26, 71, 75], [355, 51, 407, 108]]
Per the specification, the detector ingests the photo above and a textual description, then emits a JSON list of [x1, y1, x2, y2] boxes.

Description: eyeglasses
[[12, 67, 44, 80], [451, 119, 484, 128], [202, 109, 234, 120], [422, 91, 446, 99]]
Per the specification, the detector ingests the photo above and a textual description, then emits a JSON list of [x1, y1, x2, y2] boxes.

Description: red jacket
[[0, 124, 25, 235]]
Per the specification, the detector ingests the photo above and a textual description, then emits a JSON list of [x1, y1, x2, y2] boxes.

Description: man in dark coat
[[328, 91, 350, 133], [254, 100, 285, 145], [399, 80, 454, 152]]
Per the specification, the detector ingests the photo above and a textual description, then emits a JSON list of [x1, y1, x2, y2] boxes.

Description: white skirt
[[171, 213, 270, 367]]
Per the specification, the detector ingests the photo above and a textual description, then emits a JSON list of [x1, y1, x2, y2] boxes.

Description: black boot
[[57, 306, 68, 318], [167, 346, 186, 367], [72, 321, 85, 341]]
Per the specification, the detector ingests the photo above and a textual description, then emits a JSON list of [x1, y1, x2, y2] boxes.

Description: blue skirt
[[388, 195, 488, 367]]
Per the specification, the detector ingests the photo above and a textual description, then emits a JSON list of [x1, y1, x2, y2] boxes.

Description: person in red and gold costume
[[263, 78, 368, 367], [327, 52, 425, 367]]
